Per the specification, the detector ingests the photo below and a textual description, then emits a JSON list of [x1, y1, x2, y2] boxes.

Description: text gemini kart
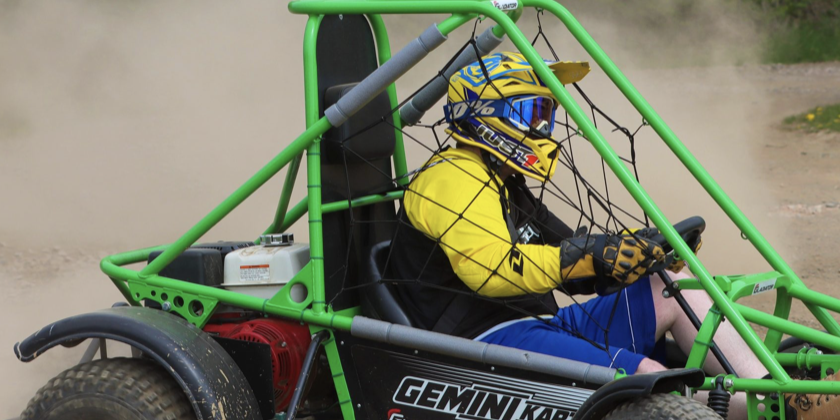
[[12, 1, 840, 420]]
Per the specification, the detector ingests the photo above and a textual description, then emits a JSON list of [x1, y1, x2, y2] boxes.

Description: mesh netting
[[325, 14, 659, 364]]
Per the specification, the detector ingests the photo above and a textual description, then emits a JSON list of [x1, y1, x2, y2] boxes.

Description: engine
[[204, 317, 312, 411]]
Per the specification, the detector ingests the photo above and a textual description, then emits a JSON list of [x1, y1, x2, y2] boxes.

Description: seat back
[[316, 15, 398, 311]]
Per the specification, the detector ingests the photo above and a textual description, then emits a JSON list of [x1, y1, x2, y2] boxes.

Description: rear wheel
[[604, 393, 722, 419], [20, 357, 193, 420]]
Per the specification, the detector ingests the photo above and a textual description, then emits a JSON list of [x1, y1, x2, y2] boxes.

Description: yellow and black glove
[[623, 226, 702, 272], [599, 234, 665, 285], [558, 233, 665, 295]]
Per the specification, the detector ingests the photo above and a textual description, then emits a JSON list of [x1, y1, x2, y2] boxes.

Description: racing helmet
[[444, 52, 589, 181]]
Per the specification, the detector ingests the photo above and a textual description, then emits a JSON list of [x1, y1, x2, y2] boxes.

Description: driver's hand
[[622, 227, 702, 273], [600, 234, 665, 285]]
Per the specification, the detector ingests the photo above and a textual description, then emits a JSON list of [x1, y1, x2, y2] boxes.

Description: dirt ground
[[2, 2, 840, 418]]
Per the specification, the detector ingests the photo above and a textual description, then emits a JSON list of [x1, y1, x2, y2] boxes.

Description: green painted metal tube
[[685, 305, 722, 371], [764, 288, 792, 353], [301, 16, 356, 420], [493, 4, 522, 38], [322, 191, 404, 214], [519, 0, 788, 380], [289, 1, 487, 35], [702, 377, 840, 393], [736, 303, 840, 351], [303, 14, 325, 127], [140, 116, 332, 277], [438, 13, 478, 35], [306, 143, 326, 315], [368, 14, 409, 185], [279, 191, 404, 233], [303, 14, 328, 316], [280, 196, 310, 233], [804, 302, 840, 337], [776, 353, 840, 369], [788, 286, 840, 320], [787, 283, 840, 336], [268, 155, 303, 237], [103, 244, 169, 304], [103, 251, 353, 330]]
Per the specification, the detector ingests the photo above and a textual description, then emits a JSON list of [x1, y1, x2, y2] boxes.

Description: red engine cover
[[204, 317, 311, 411]]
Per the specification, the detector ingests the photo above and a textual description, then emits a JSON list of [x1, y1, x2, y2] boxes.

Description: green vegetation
[[749, 0, 840, 63], [762, 18, 840, 63], [783, 103, 840, 132]]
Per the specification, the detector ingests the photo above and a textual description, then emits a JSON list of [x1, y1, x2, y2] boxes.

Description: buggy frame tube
[[303, 14, 327, 315], [266, 155, 303, 238], [102, 255, 353, 331], [140, 116, 332, 278]]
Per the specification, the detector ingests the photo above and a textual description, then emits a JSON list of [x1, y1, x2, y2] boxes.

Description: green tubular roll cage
[[97, 1, 840, 418]]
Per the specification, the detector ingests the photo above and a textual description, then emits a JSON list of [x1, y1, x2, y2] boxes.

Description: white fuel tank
[[222, 234, 309, 301]]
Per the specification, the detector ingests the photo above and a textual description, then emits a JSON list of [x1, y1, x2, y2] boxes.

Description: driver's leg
[[649, 270, 768, 378], [649, 270, 768, 420]]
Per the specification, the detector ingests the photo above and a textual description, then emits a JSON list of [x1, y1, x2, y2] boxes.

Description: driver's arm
[[405, 159, 596, 298]]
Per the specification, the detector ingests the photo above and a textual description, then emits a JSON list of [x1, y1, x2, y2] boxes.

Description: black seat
[[360, 241, 413, 326], [315, 15, 410, 324]]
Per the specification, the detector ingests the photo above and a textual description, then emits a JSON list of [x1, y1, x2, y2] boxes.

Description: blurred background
[[2, 0, 839, 416]]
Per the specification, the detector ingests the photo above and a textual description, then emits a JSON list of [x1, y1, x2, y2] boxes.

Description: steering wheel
[[647, 216, 706, 256], [593, 216, 706, 296]]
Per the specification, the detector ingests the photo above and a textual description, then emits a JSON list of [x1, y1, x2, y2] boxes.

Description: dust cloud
[[1, 0, 784, 416]]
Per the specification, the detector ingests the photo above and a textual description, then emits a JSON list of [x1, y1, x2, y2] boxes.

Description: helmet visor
[[507, 96, 557, 136]]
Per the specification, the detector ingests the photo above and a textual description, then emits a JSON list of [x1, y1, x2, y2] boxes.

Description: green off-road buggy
[[12, 1, 840, 419]]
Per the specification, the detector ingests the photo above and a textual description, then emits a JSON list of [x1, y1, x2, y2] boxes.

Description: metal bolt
[[662, 290, 671, 298], [724, 378, 734, 388], [281, 342, 287, 348], [816, 350, 824, 355], [161, 302, 171, 311], [340, 341, 344, 346], [414, 350, 419, 355], [339, 14, 344, 20], [571, 382, 577, 387], [356, 403, 361, 408], [672, 282, 680, 289], [491, 366, 495, 371]]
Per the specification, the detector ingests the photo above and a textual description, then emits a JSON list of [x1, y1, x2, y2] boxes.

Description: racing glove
[[624, 226, 702, 272], [558, 234, 665, 295]]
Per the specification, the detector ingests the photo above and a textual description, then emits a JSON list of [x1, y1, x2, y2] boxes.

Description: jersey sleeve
[[404, 158, 565, 298]]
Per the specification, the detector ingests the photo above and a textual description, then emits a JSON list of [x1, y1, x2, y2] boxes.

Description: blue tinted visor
[[506, 96, 557, 135], [444, 96, 557, 136]]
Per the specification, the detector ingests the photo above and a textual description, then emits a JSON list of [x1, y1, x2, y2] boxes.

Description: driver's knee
[[650, 271, 706, 335], [635, 357, 667, 374]]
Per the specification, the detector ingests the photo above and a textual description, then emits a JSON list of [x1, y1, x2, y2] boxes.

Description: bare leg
[[648, 271, 768, 378], [648, 271, 768, 420]]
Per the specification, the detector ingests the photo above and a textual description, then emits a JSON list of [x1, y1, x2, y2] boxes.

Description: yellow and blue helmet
[[444, 52, 589, 181]]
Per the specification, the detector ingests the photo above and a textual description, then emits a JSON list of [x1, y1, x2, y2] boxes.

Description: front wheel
[[20, 357, 194, 420], [603, 393, 722, 420]]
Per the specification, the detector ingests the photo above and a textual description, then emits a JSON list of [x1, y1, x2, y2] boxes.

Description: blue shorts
[[476, 277, 661, 374]]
